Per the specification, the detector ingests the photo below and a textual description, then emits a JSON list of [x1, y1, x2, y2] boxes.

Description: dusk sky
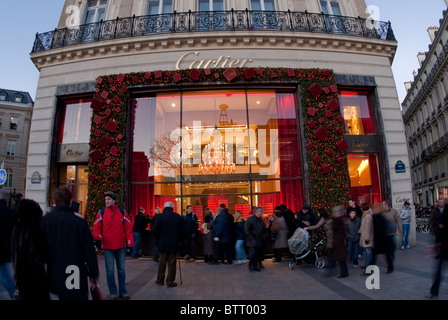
[[0, 1, 446, 104]]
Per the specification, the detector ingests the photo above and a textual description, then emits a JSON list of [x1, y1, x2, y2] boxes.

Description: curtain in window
[[276, 93, 302, 212]]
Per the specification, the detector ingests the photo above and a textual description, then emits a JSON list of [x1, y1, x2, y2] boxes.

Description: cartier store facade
[[27, 0, 413, 242]]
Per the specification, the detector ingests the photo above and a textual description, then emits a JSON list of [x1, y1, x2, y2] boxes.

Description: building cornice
[[30, 31, 397, 71]]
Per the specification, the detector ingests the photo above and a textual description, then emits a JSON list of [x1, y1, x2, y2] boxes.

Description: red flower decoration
[[327, 99, 339, 111], [337, 157, 345, 165], [308, 120, 316, 128], [189, 68, 201, 80], [113, 95, 120, 103], [322, 164, 331, 174], [326, 149, 334, 156], [243, 68, 255, 80], [99, 136, 112, 148], [101, 91, 109, 99], [121, 86, 128, 94], [325, 110, 333, 118], [314, 155, 322, 163], [155, 70, 163, 78], [330, 84, 338, 93], [307, 107, 316, 117], [323, 87, 330, 94], [336, 139, 349, 153], [223, 68, 237, 82], [93, 115, 102, 125], [91, 98, 103, 111], [104, 108, 111, 116], [117, 74, 125, 82], [173, 73, 182, 82], [106, 120, 118, 133], [110, 146, 120, 155], [313, 126, 328, 142], [336, 115, 344, 123], [144, 72, 151, 79], [308, 83, 323, 98], [287, 69, 295, 77], [89, 149, 102, 163]]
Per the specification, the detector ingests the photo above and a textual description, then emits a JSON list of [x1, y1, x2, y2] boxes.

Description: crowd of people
[[1, 190, 448, 300]]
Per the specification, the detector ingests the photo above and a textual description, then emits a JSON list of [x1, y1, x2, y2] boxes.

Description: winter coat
[[202, 220, 215, 256], [151, 207, 183, 253], [40, 205, 99, 299], [382, 207, 401, 236], [234, 216, 245, 241], [307, 217, 333, 249], [93, 204, 134, 250], [331, 215, 349, 262], [271, 216, 289, 249], [347, 217, 361, 243], [295, 208, 317, 229], [439, 206, 448, 259], [359, 209, 374, 248], [400, 206, 411, 225], [244, 215, 266, 248], [213, 211, 234, 243], [133, 212, 150, 233], [0, 204, 17, 264], [183, 213, 198, 239]]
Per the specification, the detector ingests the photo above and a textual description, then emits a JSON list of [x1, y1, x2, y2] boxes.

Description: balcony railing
[[31, 9, 396, 53]]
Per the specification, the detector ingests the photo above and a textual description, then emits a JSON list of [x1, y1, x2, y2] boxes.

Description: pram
[[288, 228, 327, 270]]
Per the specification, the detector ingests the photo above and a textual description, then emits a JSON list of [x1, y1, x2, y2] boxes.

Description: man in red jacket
[[93, 191, 134, 300]]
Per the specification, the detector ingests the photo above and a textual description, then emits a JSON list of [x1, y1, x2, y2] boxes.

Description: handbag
[[90, 284, 104, 300]]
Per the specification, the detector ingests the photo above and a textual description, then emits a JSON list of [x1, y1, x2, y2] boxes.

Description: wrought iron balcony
[[31, 9, 396, 53]]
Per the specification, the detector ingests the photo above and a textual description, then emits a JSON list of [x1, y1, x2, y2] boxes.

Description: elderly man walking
[[152, 202, 183, 287]]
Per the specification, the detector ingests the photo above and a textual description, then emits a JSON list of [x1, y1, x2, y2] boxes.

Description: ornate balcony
[[31, 9, 396, 53]]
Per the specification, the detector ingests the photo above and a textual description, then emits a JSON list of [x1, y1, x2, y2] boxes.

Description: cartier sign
[[176, 51, 254, 70], [344, 135, 379, 153], [58, 143, 90, 163]]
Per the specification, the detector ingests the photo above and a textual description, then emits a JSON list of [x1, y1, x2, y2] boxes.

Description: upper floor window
[[199, 0, 224, 11], [251, 0, 275, 11], [10, 117, 19, 130], [0, 92, 6, 101], [4, 169, 13, 188], [84, 0, 108, 24], [6, 141, 16, 156], [59, 99, 93, 144], [15, 95, 22, 103], [339, 91, 375, 135], [320, 0, 342, 15], [148, 0, 173, 14]]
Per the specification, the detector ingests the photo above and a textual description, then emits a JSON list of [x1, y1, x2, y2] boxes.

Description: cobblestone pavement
[[1, 232, 447, 301]]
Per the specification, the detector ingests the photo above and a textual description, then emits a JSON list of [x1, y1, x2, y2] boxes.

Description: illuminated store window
[[131, 89, 303, 218], [339, 91, 375, 135], [347, 153, 381, 206], [58, 165, 89, 216], [59, 99, 93, 144]]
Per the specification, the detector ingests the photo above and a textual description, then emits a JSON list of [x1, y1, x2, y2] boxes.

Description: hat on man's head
[[164, 201, 174, 208], [105, 191, 116, 200], [302, 204, 310, 210]]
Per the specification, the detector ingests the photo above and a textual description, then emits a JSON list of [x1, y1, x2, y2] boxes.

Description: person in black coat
[[152, 202, 183, 287], [182, 205, 198, 262], [131, 208, 151, 258], [428, 198, 448, 298], [211, 207, 234, 265], [295, 204, 317, 229], [11, 199, 50, 300], [0, 200, 17, 299], [40, 187, 99, 300], [244, 207, 267, 271]]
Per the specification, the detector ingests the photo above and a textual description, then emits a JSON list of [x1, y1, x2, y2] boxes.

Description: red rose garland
[[86, 67, 350, 230]]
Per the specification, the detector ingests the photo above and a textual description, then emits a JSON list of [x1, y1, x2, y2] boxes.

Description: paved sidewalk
[[1, 232, 447, 300]]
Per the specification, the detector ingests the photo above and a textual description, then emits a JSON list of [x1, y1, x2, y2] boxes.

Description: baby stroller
[[288, 228, 326, 270]]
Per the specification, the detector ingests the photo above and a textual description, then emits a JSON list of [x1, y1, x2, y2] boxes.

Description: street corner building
[[28, 0, 414, 243]]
